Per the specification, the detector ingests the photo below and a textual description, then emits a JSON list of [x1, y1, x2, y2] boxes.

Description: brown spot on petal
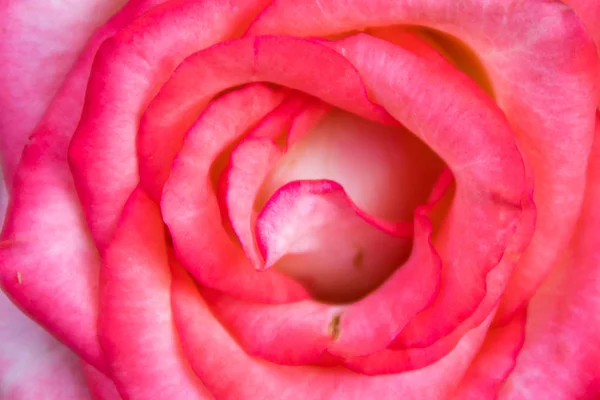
[[352, 247, 365, 270], [328, 314, 342, 341]]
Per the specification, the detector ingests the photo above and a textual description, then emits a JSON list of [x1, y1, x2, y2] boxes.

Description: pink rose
[[1, 0, 599, 399]]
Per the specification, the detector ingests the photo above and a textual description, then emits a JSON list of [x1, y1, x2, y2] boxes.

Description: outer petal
[[140, 35, 395, 206], [0, 0, 127, 187], [69, 0, 272, 250], [0, 0, 171, 372], [82, 365, 122, 400], [248, 0, 599, 328], [172, 262, 495, 400], [498, 114, 600, 400], [99, 186, 212, 400], [0, 292, 89, 400], [327, 34, 533, 349], [451, 310, 527, 399]]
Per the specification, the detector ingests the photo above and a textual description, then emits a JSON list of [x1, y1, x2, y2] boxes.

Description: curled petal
[[171, 263, 494, 399], [256, 180, 411, 281], [69, 0, 270, 249], [202, 177, 441, 364], [162, 84, 309, 303], [221, 93, 311, 267], [249, 0, 598, 336], [328, 33, 533, 348]]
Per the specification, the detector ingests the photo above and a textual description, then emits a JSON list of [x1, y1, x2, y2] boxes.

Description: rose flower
[[1, 0, 599, 399]]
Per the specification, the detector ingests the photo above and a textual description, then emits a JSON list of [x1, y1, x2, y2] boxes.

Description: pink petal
[[498, 113, 600, 399], [0, 292, 89, 400], [139, 35, 395, 205], [69, 0, 269, 250], [259, 109, 444, 223], [0, 0, 127, 187], [327, 33, 534, 349], [99, 186, 211, 399], [171, 262, 495, 399], [161, 84, 309, 303], [0, 0, 177, 372], [248, 0, 598, 336], [83, 364, 122, 400], [451, 310, 527, 399], [256, 180, 412, 296], [564, 0, 600, 54], [221, 94, 310, 267], [197, 177, 444, 365]]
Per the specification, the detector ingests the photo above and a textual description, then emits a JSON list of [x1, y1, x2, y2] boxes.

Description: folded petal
[[162, 84, 309, 303], [256, 180, 412, 297], [99, 186, 211, 400], [69, 0, 270, 250], [171, 262, 494, 400], [249, 0, 598, 332]]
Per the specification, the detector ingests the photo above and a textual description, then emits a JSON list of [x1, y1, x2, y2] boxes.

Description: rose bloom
[[1, 0, 599, 399]]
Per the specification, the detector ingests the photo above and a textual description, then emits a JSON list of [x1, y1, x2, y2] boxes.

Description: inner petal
[[254, 109, 444, 302], [257, 109, 444, 222]]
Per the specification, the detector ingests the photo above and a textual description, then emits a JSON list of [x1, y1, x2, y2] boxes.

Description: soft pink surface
[[0, 0, 598, 399]]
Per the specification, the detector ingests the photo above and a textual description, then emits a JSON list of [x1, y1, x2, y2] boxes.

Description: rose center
[[256, 109, 444, 303]]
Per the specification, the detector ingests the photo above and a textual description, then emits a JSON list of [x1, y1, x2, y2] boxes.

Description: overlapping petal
[[0, 0, 176, 371], [498, 113, 600, 400], [0, 0, 128, 187], [99, 186, 212, 399], [0, 0, 597, 399], [248, 0, 599, 330]]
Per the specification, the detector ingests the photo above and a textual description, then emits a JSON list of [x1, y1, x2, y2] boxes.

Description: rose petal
[[259, 109, 444, 223], [498, 113, 600, 399], [82, 364, 122, 400], [221, 95, 309, 267], [99, 186, 211, 399], [171, 262, 494, 399], [139, 35, 395, 205], [162, 84, 310, 303], [327, 34, 534, 349], [0, 0, 127, 187], [564, 0, 600, 54], [197, 178, 441, 365], [69, 0, 270, 250], [248, 0, 598, 336], [451, 309, 527, 399], [0, 292, 89, 400], [256, 180, 412, 293], [0, 0, 174, 371]]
